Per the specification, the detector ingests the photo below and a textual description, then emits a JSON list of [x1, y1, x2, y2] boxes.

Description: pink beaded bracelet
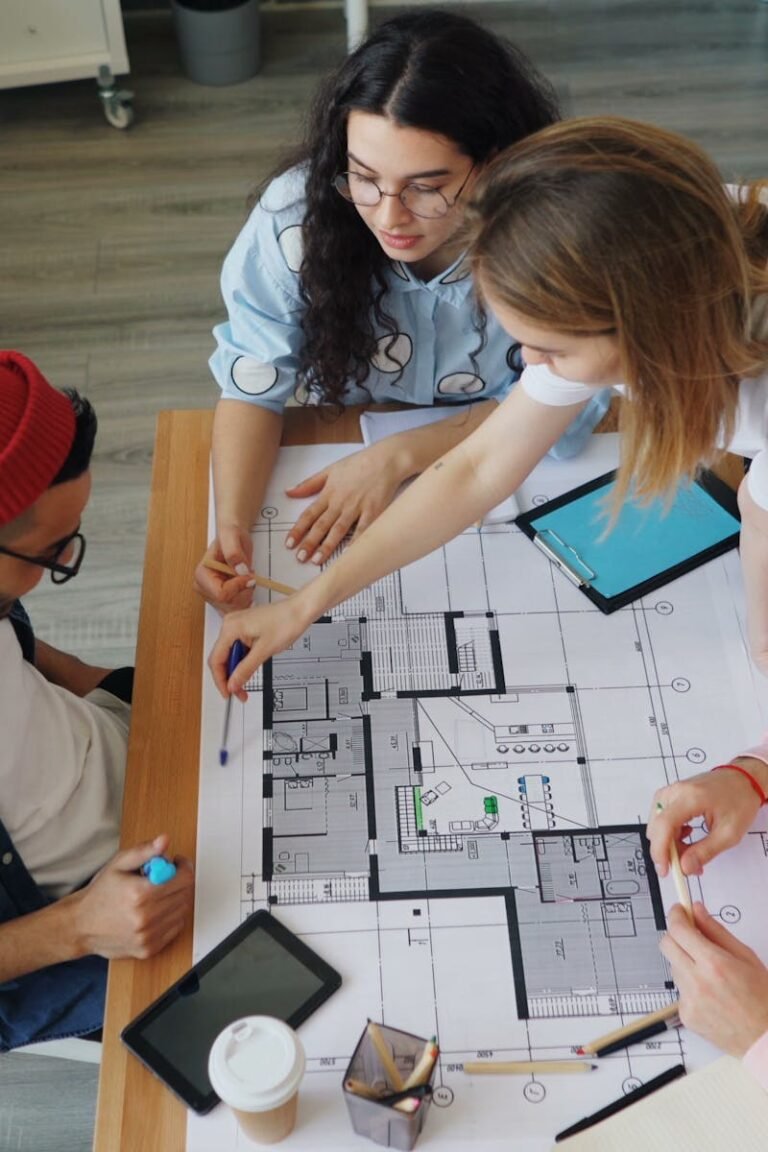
[[711, 763, 768, 805]]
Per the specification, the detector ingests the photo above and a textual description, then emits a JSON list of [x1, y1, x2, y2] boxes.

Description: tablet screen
[[121, 911, 341, 1113]]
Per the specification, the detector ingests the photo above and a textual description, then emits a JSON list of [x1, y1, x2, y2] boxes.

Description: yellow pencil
[[402, 1037, 438, 1090], [344, 1078, 386, 1101], [578, 1003, 681, 1056], [393, 1096, 423, 1114], [669, 839, 694, 922], [655, 800, 693, 922], [367, 1022, 405, 1091], [464, 1060, 596, 1075], [202, 556, 297, 597]]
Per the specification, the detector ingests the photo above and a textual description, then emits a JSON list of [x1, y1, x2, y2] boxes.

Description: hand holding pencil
[[203, 555, 298, 598], [194, 532, 257, 612], [660, 902, 768, 1057], [648, 765, 766, 880]]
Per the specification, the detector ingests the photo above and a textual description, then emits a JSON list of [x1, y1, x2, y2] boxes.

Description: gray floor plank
[[0, 1055, 98, 1152]]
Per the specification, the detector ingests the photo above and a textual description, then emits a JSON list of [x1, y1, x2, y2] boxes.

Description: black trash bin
[[171, 0, 261, 86]]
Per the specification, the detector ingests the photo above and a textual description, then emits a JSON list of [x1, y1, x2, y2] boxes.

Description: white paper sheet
[[189, 437, 768, 1151], [554, 1057, 768, 1150]]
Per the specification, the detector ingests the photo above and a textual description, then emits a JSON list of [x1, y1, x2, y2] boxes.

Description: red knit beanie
[[0, 351, 77, 527]]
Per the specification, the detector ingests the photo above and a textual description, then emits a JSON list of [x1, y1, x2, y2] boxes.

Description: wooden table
[[94, 406, 364, 1152], [94, 406, 744, 1151]]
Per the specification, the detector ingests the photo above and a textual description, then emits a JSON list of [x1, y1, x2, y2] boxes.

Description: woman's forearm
[[389, 400, 499, 479], [299, 391, 585, 624], [209, 392, 589, 696], [212, 400, 284, 532]]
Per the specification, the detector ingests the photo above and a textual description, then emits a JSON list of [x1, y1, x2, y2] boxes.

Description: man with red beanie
[[0, 351, 194, 1050]]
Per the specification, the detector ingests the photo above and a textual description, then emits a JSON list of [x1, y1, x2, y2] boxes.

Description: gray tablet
[[121, 910, 341, 1113]]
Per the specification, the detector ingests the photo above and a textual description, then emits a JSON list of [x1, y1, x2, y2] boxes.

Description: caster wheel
[[102, 96, 134, 129]]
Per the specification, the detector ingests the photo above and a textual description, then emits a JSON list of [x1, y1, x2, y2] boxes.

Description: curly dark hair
[[269, 9, 560, 409]]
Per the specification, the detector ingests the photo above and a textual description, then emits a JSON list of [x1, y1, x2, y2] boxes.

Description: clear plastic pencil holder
[[342, 1022, 435, 1151]]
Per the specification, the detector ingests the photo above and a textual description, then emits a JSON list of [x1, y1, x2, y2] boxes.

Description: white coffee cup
[[208, 1016, 305, 1144]]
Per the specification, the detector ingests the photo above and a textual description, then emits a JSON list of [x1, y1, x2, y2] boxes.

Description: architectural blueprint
[[189, 437, 768, 1151]]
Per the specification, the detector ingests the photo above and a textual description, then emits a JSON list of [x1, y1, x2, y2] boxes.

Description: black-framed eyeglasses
[[332, 163, 476, 220], [0, 527, 86, 584]]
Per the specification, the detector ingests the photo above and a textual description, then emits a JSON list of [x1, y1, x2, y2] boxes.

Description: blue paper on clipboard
[[515, 469, 741, 613]]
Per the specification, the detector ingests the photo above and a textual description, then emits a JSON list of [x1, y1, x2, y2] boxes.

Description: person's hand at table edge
[[69, 834, 195, 962]]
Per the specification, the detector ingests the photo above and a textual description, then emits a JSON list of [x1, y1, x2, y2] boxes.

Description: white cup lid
[[208, 1017, 305, 1112]]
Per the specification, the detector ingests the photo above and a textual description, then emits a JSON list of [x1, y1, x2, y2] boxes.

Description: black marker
[[595, 1014, 681, 1058], [554, 1063, 686, 1143]]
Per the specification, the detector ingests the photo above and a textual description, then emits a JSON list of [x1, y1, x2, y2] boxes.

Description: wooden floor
[[2, 1, 767, 671]]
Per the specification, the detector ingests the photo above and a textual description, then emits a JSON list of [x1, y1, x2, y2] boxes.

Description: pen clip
[[533, 529, 596, 587]]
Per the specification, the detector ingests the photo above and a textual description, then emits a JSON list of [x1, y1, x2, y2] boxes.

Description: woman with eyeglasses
[[195, 9, 609, 609]]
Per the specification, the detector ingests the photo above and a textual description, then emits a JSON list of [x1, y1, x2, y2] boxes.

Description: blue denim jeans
[[0, 821, 107, 1050]]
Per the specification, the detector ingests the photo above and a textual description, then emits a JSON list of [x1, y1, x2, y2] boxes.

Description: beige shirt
[[0, 619, 129, 899]]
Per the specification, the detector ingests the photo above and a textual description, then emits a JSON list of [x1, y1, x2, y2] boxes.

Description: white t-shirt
[[0, 619, 129, 899], [520, 351, 768, 508]]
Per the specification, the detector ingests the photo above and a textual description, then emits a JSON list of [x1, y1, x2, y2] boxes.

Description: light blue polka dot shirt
[[210, 166, 609, 458]]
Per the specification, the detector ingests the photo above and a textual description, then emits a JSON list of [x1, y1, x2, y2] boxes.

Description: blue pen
[[141, 856, 177, 885], [219, 640, 247, 765]]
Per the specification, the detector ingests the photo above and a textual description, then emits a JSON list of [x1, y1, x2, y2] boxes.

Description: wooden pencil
[[578, 1003, 681, 1056], [669, 839, 694, 922], [393, 1096, 423, 1114], [366, 1022, 405, 1091], [464, 1060, 596, 1075], [344, 1078, 386, 1101], [202, 556, 297, 597], [402, 1037, 438, 1090]]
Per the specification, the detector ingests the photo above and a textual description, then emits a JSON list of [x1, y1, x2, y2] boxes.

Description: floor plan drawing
[[190, 440, 768, 1151]]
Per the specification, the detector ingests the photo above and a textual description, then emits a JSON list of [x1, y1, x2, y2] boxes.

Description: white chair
[[10, 1037, 101, 1063]]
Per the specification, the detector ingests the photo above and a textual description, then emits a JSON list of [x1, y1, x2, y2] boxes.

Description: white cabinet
[[0, 0, 133, 126]]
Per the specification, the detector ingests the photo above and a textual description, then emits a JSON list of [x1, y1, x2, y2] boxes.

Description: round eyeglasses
[[0, 526, 86, 584], [332, 163, 476, 221]]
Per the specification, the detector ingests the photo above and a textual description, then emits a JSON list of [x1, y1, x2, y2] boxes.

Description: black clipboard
[[515, 468, 741, 614]]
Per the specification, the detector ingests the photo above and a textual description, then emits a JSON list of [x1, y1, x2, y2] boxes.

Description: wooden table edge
[[95, 410, 210, 1151], [94, 407, 365, 1151]]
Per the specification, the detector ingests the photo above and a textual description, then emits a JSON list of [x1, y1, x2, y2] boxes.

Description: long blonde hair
[[466, 117, 768, 503]]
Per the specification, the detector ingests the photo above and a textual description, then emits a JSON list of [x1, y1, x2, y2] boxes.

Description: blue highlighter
[[141, 856, 177, 885]]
